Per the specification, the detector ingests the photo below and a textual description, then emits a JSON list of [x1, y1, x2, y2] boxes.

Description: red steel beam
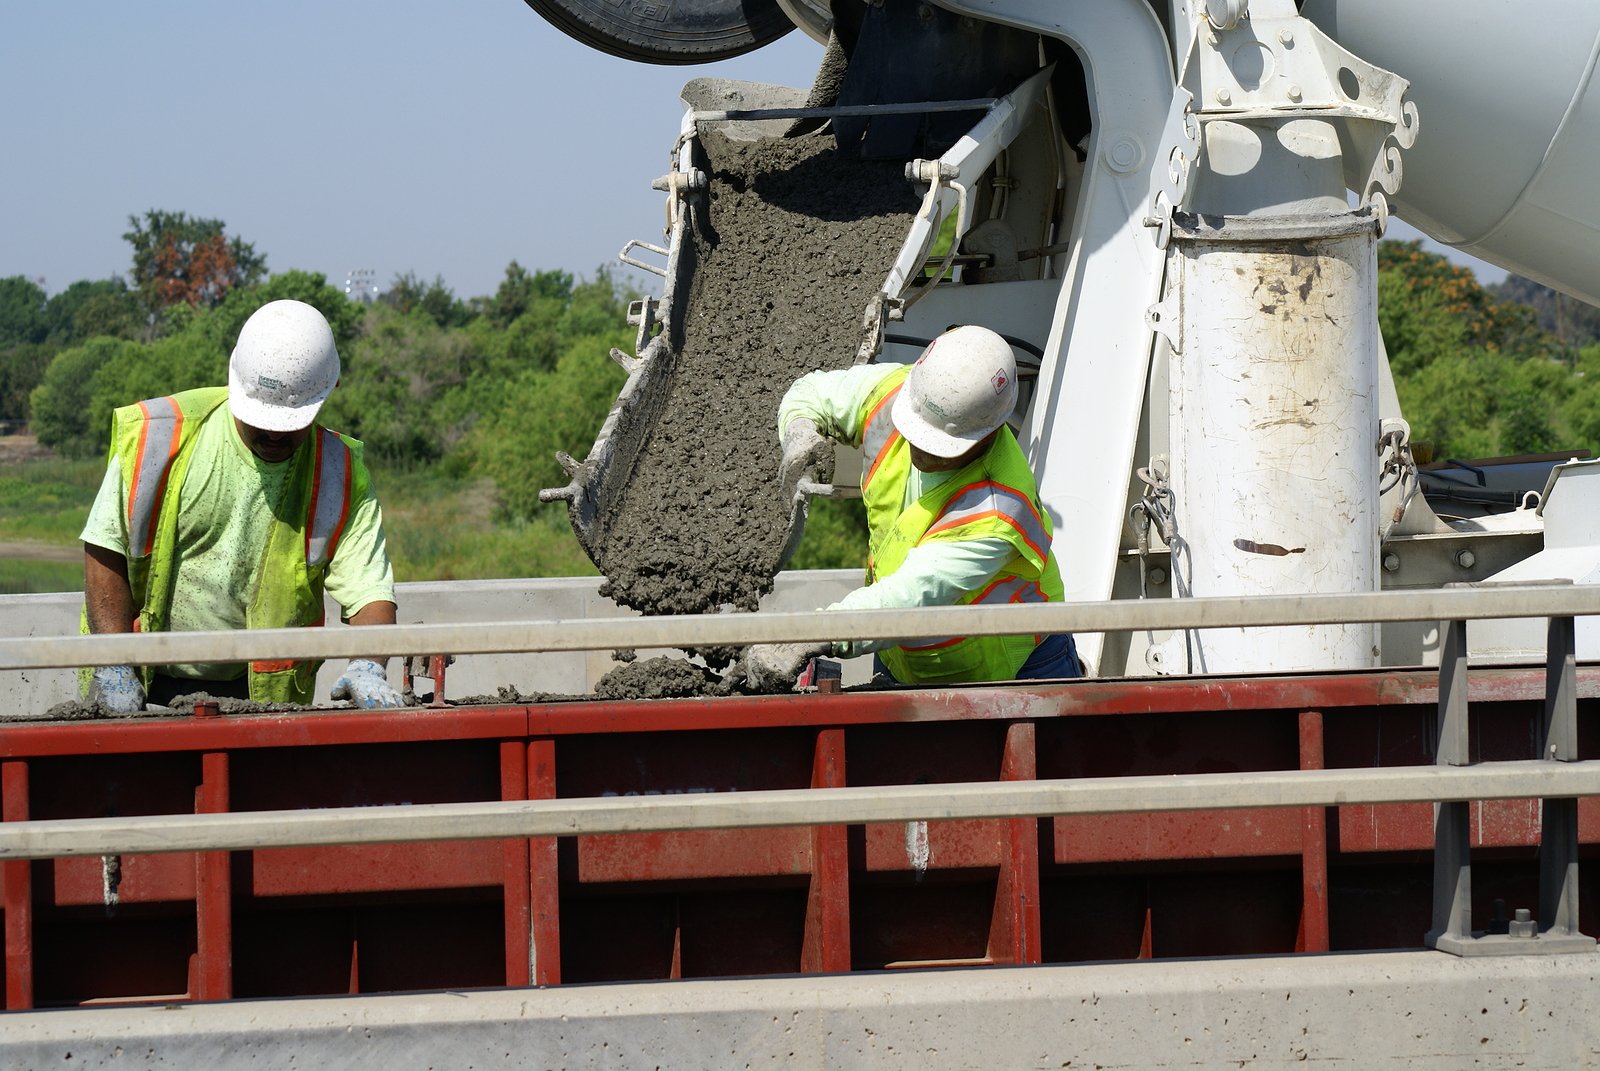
[[3, 666, 1594, 762], [527, 738, 560, 986], [1298, 711, 1330, 953], [803, 728, 849, 973], [992, 721, 1041, 965], [2, 760, 31, 1010], [500, 741, 530, 989], [194, 748, 232, 1000]]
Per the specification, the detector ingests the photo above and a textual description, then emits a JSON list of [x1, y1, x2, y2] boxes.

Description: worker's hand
[[89, 664, 146, 714], [330, 658, 406, 709], [778, 419, 832, 496], [743, 642, 831, 693]]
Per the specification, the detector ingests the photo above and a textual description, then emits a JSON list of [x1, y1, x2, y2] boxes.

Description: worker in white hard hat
[[79, 299, 405, 713], [744, 325, 1081, 692]]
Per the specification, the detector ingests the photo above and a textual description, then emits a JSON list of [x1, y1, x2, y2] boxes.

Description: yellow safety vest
[[89, 387, 358, 704], [858, 366, 1065, 684]]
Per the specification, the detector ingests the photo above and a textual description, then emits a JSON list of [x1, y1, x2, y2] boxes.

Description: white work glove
[[778, 419, 832, 497], [744, 642, 832, 693], [330, 658, 406, 709], [89, 664, 146, 714]]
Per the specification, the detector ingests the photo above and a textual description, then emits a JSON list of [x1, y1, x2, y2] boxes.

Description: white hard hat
[[891, 325, 1018, 458], [227, 300, 340, 432]]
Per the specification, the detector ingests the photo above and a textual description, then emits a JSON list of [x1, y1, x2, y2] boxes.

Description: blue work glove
[[89, 665, 146, 714], [330, 658, 406, 709], [744, 642, 831, 693]]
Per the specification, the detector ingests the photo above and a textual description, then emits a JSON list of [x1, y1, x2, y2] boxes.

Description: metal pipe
[[3, 583, 1596, 672], [1, 759, 1595, 861]]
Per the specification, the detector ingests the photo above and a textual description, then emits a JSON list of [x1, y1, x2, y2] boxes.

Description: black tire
[[523, 0, 795, 65]]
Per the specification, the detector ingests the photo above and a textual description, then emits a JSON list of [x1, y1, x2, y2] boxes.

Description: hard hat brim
[[890, 388, 995, 459], [227, 361, 332, 433]]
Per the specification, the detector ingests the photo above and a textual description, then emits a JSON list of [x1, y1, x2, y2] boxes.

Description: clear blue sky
[[0, 1, 823, 300], [0, 2, 1499, 300]]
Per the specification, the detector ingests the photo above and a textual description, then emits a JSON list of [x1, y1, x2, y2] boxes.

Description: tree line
[[2, 216, 1599, 525], [1, 211, 634, 525]]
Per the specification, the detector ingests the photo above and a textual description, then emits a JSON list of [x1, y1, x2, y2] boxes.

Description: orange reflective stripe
[[250, 660, 296, 673]]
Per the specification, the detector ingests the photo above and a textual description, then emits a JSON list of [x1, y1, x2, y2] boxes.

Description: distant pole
[[344, 268, 377, 304]]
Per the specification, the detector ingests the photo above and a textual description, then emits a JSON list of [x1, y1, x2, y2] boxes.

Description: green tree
[[318, 304, 480, 463], [30, 337, 138, 457], [0, 276, 48, 347], [473, 333, 630, 520], [381, 272, 471, 329], [124, 209, 267, 317], [0, 342, 55, 425], [43, 278, 143, 344]]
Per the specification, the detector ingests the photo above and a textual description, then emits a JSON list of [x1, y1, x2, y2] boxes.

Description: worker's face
[[908, 431, 996, 474], [234, 417, 312, 464]]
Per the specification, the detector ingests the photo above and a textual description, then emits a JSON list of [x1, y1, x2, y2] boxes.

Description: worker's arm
[[324, 463, 403, 708], [777, 364, 900, 447], [825, 537, 1017, 656], [79, 464, 148, 712], [83, 542, 135, 634]]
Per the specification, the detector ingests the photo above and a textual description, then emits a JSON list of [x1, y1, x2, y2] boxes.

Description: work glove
[[89, 664, 146, 714], [330, 658, 406, 709], [778, 419, 833, 498], [743, 642, 832, 693]]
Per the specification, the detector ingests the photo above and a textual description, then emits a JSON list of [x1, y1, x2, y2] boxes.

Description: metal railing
[[2, 581, 1598, 957]]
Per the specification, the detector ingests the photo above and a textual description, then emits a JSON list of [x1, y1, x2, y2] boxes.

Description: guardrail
[[2, 582, 1597, 670], [2, 581, 1597, 960]]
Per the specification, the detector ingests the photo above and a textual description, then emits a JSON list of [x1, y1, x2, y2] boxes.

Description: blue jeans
[[1016, 633, 1083, 680], [873, 633, 1084, 684]]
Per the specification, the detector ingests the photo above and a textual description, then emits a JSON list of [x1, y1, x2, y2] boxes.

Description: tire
[[523, 0, 796, 65]]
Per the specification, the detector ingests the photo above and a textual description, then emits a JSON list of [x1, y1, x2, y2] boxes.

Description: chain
[[1377, 419, 1419, 538]]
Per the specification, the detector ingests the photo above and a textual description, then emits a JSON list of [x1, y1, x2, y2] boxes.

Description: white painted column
[[1164, 211, 1381, 672]]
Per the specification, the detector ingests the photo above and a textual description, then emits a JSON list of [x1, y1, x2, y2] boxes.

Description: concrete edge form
[[4, 950, 1597, 1068]]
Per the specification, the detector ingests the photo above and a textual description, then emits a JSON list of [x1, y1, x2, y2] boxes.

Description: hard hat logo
[[227, 300, 341, 433], [992, 369, 1009, 395]]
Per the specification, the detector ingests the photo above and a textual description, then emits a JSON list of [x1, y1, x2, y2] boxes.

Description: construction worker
[[80, 299, 405, 712], [744, 325, 1081, 691]]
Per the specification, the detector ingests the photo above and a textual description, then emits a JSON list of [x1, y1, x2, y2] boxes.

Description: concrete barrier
[[2, 951, 1596, 1068]]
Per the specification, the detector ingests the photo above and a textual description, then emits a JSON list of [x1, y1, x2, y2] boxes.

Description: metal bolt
[[1382, 553, 1401, 573], [1279, 29, 1294, 46], [1455, 550, 1476, 569], [1287, 84, 1303, 102], [1215, 88, 1232, 106], [1509, 908, 1537, 939], [1148, 568, 1168, 587]]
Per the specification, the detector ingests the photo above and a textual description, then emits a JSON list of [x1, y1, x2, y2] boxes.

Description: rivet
[[1215, 88, 1232, 106], [1279, 29, 1294, 46]]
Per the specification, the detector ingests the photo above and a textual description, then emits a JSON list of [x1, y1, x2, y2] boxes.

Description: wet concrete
[[595, 129, 916, 619]]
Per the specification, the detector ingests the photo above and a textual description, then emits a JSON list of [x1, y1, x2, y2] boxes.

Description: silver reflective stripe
[[861, 386, 900, 487], [972, 576, 1046, 605], [926, 482, 1049, 560], [127, 397, 183, 559], [305, 429, 351, 567]]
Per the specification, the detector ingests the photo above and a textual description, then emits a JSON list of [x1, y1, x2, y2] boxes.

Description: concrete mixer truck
[[3, 1, 1600, 1066]]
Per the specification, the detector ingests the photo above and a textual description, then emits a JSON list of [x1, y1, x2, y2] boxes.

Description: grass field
[[0, 448, 601, 594]]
